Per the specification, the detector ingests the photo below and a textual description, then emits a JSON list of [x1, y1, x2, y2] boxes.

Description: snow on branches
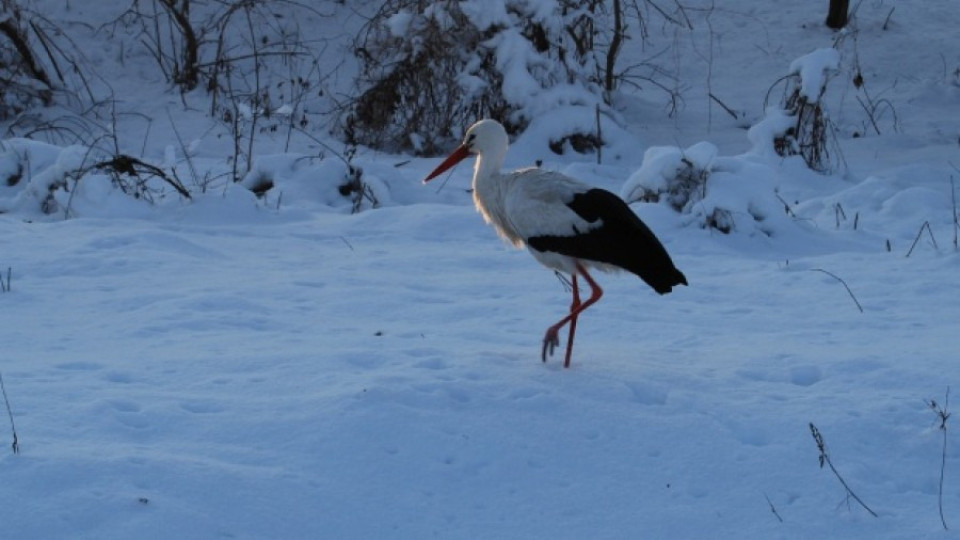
[[342, 0, 621, 155], [766, 48, 841, 173]]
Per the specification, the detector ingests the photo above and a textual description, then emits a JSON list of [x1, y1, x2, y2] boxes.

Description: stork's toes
[[542, 329, 560, 362]]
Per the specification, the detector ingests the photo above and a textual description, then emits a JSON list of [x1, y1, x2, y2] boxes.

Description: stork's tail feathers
[[650, 268, 688, 295]]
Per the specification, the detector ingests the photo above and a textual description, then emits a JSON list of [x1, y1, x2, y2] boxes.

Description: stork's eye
[[466, 133, 476, 145]]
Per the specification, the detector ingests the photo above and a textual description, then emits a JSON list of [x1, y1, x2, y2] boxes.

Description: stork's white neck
[[471, 144, 524, 247], [472, 144, 506, 189]]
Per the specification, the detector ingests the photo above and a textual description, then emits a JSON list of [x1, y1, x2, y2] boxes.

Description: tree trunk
[[603, 0, 623, 96], [825, 0, 850, 29]]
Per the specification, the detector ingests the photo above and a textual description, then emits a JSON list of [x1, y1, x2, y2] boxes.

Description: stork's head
[[462, 119, 508, 156], [423, 119, 508, 183]]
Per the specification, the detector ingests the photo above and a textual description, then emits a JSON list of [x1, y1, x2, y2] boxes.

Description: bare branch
[[809, 268, 863, 313], [0, 371, 19, 454], [929, 389, 950, 530], [809, 423, 877, 517], [906, 221, 938, 257]]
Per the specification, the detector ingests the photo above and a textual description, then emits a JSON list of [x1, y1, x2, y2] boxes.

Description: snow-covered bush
[[621, 52, 843, 237], [0, 0, 55, 118], [621, 142, 715, 212], [120, 1, 332, 181], [0, 139, 75, 214], [621, 141, 795, 236], [0, 139, 193, 216], [0, 2, 130, 150], [764, 48, 840, 173], [239, 153, 385, 214], [342, 0, 625, 155]]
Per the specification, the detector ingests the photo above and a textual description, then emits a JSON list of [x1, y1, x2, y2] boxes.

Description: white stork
[[423, 119, 687, 368]]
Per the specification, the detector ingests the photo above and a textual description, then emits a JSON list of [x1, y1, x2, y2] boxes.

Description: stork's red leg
[[544, 274, 581, 364], [541, 264, 603, 367], [563, 274, 581, 368]]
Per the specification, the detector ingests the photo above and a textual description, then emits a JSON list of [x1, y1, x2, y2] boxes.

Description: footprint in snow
[[103, 371, 136, 384], [789, 365, 822, 386], [412, 357, 448, 370], [55, 361, 103, 371], [180, 401, 225, 414], [108, 399, 142, 413], [736, 363, 822, 387], [107, 400, 150, 429], [508, 387, 543, 400], [623, 381, 669, 405]]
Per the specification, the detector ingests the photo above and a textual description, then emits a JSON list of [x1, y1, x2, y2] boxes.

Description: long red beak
[[423, 144, 471, 183]]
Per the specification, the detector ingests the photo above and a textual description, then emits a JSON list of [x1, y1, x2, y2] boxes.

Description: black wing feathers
[[527, 189, 687, 294]]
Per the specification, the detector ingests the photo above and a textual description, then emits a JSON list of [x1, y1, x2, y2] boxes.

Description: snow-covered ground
[[2, 1, 959, 538]]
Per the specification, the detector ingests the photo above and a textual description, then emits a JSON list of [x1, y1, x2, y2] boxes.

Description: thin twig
[[834, 202, 846, 228], [708, 92, 739, 120], [640, 0, 693, 29], [774, 193, 797, 218], [951, 175, 958, 250], [763, 492, 784, 523], [809, 268, 863, 313], [28, 20, 66, 85], [882, 6, 895, 30], [165, 109, 199, 191], [855, 96, 880, 136], [0, 371, 19, 454], [0, 19, 54, 95], [929, 388, 950, 530], [429, 166, 459, 195], [555, 270, 574, 292], [192, 51, 309, 70], [906, 221, 938, 257], [595, 104, 603, 165], [91, 155, 192, 200], [809, 423, 877, 517], [289, 126, 350, 168], [242, 4, 260, 181]]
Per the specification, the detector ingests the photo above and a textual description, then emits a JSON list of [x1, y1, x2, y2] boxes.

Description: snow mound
[[511, 109, 639, 164], [621, 141, 798, 238], [0, 139, 386, 219], [242, 153, 395, 214], [794, 161, 959, 251]]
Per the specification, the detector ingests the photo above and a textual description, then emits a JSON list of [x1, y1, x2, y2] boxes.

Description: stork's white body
[[473, 165, 609, 275], [424, 119, 686, 368]]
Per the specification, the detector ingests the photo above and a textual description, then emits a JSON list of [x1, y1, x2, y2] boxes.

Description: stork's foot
[[542, 327, 560, 362]]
